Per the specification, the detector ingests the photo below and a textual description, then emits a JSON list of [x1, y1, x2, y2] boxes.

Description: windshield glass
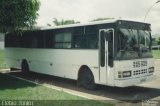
[[116, 28, 152, 60], [139, 30, 153, 58]]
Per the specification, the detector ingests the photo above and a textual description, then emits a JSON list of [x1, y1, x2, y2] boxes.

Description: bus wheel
[[79, 67, 96, 90], [21, 60, 29, 73]]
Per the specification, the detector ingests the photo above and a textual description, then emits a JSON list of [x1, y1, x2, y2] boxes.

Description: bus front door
[[99, 29, 114, 85]]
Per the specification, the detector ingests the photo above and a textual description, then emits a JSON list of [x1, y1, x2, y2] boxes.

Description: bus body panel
[[5, 48, 100, 83], [115, 75, 155, 87]]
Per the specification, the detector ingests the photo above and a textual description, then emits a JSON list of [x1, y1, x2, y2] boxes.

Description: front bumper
[[115, 75, 156, 87]]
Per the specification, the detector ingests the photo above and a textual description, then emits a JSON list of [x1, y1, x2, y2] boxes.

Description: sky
[[37, 0, 160, 34]]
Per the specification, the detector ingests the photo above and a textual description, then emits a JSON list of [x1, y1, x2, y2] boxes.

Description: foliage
[[52, 18, 80, 26], [91, 17, 115, 22], [0, 0, 40, 33], [156, 37, 160, 45]]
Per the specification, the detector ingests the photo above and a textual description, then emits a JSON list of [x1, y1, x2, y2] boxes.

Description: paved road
[[2, 59, 160, 105]]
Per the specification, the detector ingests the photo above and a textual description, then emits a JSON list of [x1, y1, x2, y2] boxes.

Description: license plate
[[140, 78, 146, 82]]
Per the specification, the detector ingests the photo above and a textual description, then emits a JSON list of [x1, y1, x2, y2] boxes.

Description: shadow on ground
[[0, 73, 37, 90]]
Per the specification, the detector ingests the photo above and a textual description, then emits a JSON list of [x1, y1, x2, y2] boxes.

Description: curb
[[0, 68, 10, 71]]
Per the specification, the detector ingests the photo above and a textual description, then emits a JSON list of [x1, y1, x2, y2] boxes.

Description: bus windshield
[[116, 28, 153, 60]]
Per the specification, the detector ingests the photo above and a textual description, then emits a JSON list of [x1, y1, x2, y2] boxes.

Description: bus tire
[[21, 60, 29, 73], [79, 67, 96, 90]]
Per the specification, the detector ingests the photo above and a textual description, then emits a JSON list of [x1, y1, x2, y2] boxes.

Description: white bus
[[5, 19, 155, 89]]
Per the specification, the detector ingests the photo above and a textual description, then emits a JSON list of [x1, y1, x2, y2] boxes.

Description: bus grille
[[133, 69, 148, 76], [133, 61, 147, 68]]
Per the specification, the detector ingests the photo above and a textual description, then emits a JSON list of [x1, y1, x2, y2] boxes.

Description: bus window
[[74, 27, 84, 35], [54, 32, 72, 49], [73, 35, 87, 48], [107, 30, 114, 67], [86, 34, 98, 49], [28, 31, 45, 48], [100, 31, 105, 67], [45, 30, 54, 48], [5, 33, 20, 47], [85, 25, 97, 34], [63, 33, 72, 48]]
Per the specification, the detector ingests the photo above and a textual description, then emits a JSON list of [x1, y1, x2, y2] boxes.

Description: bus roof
[[41, 19, 118, 30], [31, 19, 150, 31]]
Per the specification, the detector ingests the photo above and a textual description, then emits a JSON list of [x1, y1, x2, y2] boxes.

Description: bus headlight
[[118, 71, 132, 78], [123, 71, 131, 78], [148, 67, 154, 73]]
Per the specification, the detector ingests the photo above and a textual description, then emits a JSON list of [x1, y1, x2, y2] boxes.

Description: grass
[[0, 73, 114, 106], [0, 50, 8, 69], [152, 50, 160, 59]]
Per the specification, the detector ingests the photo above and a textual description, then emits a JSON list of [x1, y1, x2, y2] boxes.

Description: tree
[[0, 0, 40, 33], [52, 18, 80, 26], [157, 37, 160, 45], [91, 17, 114, 22]]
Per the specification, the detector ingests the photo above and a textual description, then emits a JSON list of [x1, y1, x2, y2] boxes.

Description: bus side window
[[54, 32, 72, 49], [86, 34, 98, 49], [45, 30, 55, 48], [63, 33, 72, 48], [31, 37, 38, 48], [73, 35, 87, 48], [55, 33, 63, 48], [5, 33, 20, 47]]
